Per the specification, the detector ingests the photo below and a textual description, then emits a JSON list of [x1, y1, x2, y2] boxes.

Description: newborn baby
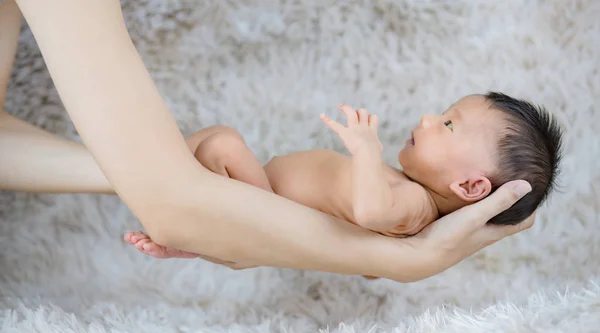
[[125, 92, 562, 265]]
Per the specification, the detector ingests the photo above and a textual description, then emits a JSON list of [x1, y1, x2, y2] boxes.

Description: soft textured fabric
[[1, 1, 599, 332]]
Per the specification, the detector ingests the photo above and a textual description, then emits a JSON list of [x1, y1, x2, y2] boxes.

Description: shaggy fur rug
[[2, 0, 599, 332]]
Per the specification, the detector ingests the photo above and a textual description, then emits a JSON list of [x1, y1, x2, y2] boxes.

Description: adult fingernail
[[514, 182, 532, 198]]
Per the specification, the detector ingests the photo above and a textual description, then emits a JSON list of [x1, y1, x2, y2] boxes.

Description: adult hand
[[8, 0, 536, 284], [181, 179, 535, 282], [381, 179, 534, 282]]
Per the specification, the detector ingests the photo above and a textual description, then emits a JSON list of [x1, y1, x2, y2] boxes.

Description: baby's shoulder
[[385, 168, 423, 191], [392, 176, 431, 203], [389, 172, 438, 220]]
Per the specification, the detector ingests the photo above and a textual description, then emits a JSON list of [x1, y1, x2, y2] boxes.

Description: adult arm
[[0, 113, 114, 193], [0, 107, 537, 280], [0, 0, 21, 104], [10, 0, 535, 282], [0, 0, 115, 194], [0, 112, 231, 194], [11, 0, 401, 277]]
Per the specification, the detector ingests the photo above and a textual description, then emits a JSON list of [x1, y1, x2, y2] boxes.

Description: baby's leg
[[124, 231, 257, 269], [125, 125, 270, 263], [194, 127, 273, 193], [125, 231, 200, 259]]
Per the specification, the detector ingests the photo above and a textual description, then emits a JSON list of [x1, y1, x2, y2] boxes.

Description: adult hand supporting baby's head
[[402, 180, 534, 281]]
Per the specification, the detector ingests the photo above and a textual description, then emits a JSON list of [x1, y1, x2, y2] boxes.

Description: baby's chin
[[398, 165, 420, 182], [397, 149, 410, 168]]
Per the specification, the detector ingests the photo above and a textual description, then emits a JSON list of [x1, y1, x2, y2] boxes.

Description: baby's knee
[[206, 125, 243, 140], [195, 130, 246, 162], [204, 129, 245, 151]]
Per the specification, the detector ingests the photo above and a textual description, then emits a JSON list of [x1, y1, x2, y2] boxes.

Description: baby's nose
[[419, 114, 435, 128]]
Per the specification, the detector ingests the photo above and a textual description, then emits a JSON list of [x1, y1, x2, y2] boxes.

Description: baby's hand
[[320, 104, 383, 155]]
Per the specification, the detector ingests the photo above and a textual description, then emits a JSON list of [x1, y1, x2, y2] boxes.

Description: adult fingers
[[482, 210, 537, 242], [463, 180, 532, 229], [196, 253, 257, 270], [196, 253, 236, 266]]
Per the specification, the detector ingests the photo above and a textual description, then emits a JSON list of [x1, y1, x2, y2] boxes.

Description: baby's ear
[[449, 176, 492, 202]]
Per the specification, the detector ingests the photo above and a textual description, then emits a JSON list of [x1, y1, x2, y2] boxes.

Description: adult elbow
[[117, 164, 203, 247], [126, 188, 185, 248], [143, 222, 173, 247]]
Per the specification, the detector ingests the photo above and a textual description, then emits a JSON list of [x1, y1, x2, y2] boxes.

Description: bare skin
[[0, 0, 20, 105], [2, 0, 537, 283], [125, 97, 511, 273], [124, 126, 420, 260]]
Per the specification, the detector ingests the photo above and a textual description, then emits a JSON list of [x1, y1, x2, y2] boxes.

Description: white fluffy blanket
[[2, 1, 599, 332]]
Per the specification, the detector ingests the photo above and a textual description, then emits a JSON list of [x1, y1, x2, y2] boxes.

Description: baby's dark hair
[[485, 92, 563, 225]]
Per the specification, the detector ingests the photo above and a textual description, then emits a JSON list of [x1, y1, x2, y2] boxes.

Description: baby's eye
[[444, 120, 453, 130]]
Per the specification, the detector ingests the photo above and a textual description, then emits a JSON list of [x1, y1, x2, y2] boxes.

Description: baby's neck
[[425, 188, 467, 217]]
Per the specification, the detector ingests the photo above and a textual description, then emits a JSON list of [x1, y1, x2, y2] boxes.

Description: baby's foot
[[123, 231, 200, 259]]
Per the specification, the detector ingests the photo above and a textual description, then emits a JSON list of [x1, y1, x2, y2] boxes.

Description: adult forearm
[[12, 0, 426, 282], [0, 0, 22, 105], [352, 148, 394, 228], [15, 0, 199, 226], [0, 0, 21, 105], [153, 170, 419, 280], [0, 113, 418, 279], [0, 113, 114, 193]]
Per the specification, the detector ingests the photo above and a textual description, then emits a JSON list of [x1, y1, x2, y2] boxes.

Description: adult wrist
[[394, 238, 448, 282]]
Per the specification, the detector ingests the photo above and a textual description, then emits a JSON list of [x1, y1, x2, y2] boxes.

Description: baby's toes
[[129, 231, 150, 243], [133, 230, 149, 239], [134, 238, 152, 251], [123, 232, 132, 243], [123, 232, 137, 244]]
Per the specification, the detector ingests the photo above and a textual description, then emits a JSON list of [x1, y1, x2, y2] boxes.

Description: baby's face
[[398, 95, 504, 196]]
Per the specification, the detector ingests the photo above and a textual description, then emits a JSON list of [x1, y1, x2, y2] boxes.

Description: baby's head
[[399, 92, 563, 225]]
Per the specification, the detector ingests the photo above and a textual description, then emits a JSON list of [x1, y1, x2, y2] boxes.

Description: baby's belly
[[263, 150, 356, 222]]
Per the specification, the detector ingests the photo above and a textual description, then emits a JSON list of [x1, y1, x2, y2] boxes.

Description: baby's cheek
[[413, 147, 437, 169]]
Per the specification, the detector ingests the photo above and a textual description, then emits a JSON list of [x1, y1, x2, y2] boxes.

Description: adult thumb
[[472, 180, 532, 227]]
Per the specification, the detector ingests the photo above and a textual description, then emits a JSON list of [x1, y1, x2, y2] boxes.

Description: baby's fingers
[[357, 108, 369, 125], [339, 104, 359, 125], [320, 113, 345, 134]]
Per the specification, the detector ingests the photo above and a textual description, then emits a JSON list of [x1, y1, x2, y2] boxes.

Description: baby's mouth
[[411, 131, 415, 145]]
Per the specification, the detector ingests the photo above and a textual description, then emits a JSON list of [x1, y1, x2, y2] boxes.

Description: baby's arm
[[350, 146, 430, 234], [350, 147, 397, 230], [321, 105, 414, 232]]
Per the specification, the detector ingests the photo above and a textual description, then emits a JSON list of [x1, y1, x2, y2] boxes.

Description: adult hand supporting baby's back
[[6, 0, 536, 285], [206, 179, 535, 283], [393, 180, 534, 282]]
